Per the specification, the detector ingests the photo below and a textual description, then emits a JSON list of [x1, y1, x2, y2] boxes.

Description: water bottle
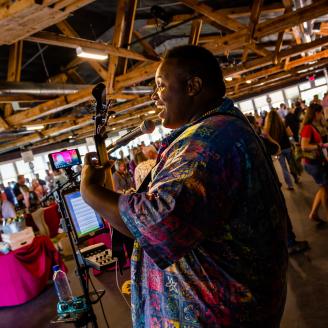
[[53, 265, 73, 302]]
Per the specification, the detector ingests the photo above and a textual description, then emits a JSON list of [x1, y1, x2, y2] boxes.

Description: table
[[0, 236, 66, 307]]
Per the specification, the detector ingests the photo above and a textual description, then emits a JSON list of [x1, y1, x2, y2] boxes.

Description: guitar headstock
[[92, 83, 115, 139]]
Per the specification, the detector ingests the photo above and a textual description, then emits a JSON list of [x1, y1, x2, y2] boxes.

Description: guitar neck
[[94, 134, 113, 190]]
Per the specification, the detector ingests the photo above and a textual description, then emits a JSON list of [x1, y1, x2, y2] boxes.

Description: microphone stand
[[50, 167, 102, 328]]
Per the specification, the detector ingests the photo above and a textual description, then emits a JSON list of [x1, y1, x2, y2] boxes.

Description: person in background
[[31, 179, 46, 200], [13, 175, 29, 210], [35, 173, 46, 187], [264, 110, 300, 190], [322, 91, 328, 121], [278, 103, 288, 119], [311, 94, 322, 105], [0, 183, 16, 206], [0, 192, 16, 218], [300, 103, 328, 224], [53, 169, 67, 186], [285, 101, 302, 142], [134, 145, 158, 189], [81, 45, 288, 327], [246, 115, 309, 255], [112, 160, 135, 194], [45, 169, 55, 190]]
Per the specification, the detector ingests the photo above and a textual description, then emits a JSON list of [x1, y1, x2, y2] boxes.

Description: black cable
[[87, 270, 110, 328]]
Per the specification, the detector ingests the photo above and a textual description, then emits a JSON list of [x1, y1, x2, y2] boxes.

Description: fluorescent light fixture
[[246, 80, 252, 84], [148, 110, 156, 114], [225, 76, 233, 81], [76, 47, 108, 60], [26, 125, 44, 131]]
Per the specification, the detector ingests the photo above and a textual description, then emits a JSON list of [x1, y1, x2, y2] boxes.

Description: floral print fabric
[[119, 98, 288, 327]]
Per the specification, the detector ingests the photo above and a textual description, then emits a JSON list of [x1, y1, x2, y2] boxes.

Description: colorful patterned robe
[[119, 98, 288, 327]]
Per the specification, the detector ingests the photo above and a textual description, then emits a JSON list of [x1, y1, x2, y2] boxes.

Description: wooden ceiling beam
[[56, 20, 107, 80], [224, 35, 328, 77], [25, 31, 151, 62], [254, 0, 328, 39], [204, 0, 328, 55], [132, 30, 159, 59], [227, 56, 328, 89], [107, 0, 128, 94], [189, 18, 203, 45], [230, 59, 328, 97], [145, 4, 284, 28], [119, 0, 138, 75], [248, 0, 263, 41], [285, 49, 328, 70], [273, 0, 293, 65], [0, 0, 95, 45], [182, 0, 245, 32]]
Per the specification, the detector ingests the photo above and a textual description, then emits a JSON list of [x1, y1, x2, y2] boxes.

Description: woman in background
[[300, 103, 328, 223], [264, 109, 300, 190]]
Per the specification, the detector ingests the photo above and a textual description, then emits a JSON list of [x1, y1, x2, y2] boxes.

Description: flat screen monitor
[[62, 189, 104, 241]]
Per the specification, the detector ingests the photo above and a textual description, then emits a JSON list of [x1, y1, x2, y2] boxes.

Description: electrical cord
[[87, 269, 111, 328], [115, 262, 131, 310]]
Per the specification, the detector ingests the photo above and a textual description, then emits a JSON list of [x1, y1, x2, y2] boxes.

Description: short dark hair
[[164, 45, 226, 98]]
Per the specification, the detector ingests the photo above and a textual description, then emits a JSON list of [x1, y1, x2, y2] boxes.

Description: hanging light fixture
[[76, 47, 108, 60]]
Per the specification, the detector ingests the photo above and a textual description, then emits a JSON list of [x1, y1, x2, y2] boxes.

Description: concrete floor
[[1, 161, 328, 328]]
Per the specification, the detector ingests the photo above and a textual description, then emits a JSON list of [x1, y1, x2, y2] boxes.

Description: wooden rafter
[[25, 31, 151, 62], [106, 0, 127, 94], [248, 0, 263, 41], [189, 19, 203, 45], [56, 20, 107, 80], [204, 0, 328, 55], [224, 35, 328, 77], [120, 0, 138, 75], [0, 0, 95, 45], [132, 30, 159, 59], [183, 0, 245, 32]]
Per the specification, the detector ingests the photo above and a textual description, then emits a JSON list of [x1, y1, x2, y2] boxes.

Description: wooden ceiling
[[0, 0, 328, 157]]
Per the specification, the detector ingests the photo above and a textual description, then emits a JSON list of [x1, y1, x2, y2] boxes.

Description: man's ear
[[186, 77, 202, 96]]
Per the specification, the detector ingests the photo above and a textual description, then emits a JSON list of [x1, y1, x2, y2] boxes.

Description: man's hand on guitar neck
[[80, 152, 133, 239]]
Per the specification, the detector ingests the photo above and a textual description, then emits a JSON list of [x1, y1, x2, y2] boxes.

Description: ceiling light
[[112, 127, 116, 130], [225, 77, 233, 81], [26, 125, 44, 131], [76, 47, 108, 60], [246, 80, 252, 84], [148, 110, 156, 114]]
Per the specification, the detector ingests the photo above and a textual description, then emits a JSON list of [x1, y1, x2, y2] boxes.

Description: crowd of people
[[247, 92, 328, 228]]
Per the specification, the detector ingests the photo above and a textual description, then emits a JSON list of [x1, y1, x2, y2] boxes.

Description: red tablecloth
[[0, 236, 66, 307]]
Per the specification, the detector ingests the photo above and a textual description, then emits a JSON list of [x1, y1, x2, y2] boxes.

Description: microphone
[[106, 119, 155, 153]]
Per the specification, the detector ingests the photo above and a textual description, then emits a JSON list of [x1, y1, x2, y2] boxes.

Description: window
[[253, 95, 268, 111], [15, 160, 32, 183], [33, 156, 48, 179], [0, 163, 17, 186], [301, 85, 328, 104], [299, 81, 311, 91], [284, 86, 300, 101], [239, 100, 254, 113], [314, 76, 327, 87]]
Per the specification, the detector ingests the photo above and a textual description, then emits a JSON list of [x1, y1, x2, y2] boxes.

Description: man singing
[[81, 45, 288, 327]]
